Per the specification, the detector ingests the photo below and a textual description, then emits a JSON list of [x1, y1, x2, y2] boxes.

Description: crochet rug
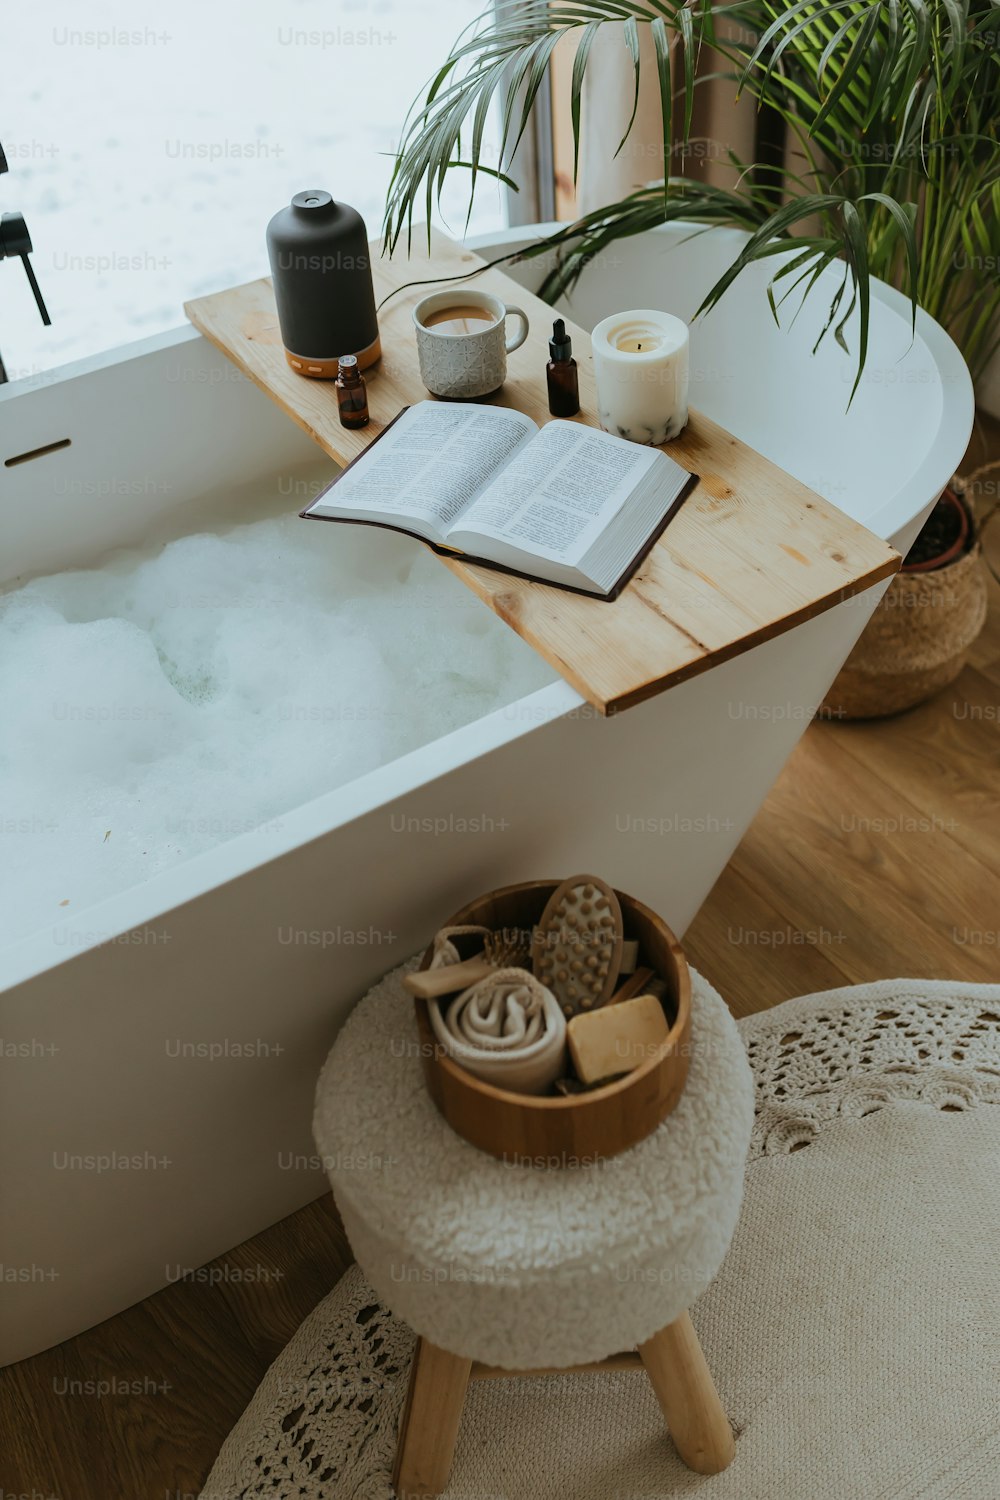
[[202, 979, 1000, 1500]]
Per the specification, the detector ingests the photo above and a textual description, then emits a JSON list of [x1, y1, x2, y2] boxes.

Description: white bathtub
[[0, 224, 973, 1365]]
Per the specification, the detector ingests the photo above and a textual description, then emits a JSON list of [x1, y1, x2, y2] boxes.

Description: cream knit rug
[[202, 979, 1000, 1500]]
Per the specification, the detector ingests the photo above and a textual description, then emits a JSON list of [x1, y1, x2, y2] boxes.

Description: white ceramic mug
[[412, 289, 529, 399]]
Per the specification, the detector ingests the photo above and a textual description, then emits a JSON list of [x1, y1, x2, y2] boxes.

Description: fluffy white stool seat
[[314, 961, 754, 1371]]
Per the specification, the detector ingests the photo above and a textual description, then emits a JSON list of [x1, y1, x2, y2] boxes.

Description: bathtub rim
[[0, 320, 204, 403], [466, 221, 976, 549], [0, 676, 579, 993]]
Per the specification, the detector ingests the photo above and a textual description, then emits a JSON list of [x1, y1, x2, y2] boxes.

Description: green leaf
[[616, 15, 643, 158], [739, 0, 833, 94], [677, 3, 696, 146], [817, 12, 865, 97], [570, 21, 602, 183], [650, 16, 673, 204], [814, 4, 883, 138], [840, 200, 871, 405], [695, 192, 847, 319], [766, 243, 824, 321], [788, 248, 842, 327], [860, 191, 918, 334], [810, 268, 847, 355], [896, 0, 932, 122]]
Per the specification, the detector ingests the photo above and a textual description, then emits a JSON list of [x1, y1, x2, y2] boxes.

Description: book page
[[453, 421, 658, 561], [307, 402, 536, 535]]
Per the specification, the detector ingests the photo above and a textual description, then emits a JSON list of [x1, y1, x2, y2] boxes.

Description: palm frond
[[383, 0, 1000, 380], [383, 1, 709, 253]]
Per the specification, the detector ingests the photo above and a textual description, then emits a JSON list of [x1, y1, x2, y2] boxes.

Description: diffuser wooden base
[[413, 880, 691, 1166], [284, 334, 382, 379]]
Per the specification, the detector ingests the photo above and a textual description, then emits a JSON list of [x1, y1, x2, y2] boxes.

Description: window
[[2, 0, 507, 379]]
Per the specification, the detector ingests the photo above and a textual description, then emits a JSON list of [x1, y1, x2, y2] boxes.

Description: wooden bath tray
[[184, 230, 900, 715]]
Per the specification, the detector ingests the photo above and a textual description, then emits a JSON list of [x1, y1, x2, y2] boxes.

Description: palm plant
[[383, 0, 1000, 399]]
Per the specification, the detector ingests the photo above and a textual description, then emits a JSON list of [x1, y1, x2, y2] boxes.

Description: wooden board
[[185, 230, 900, 714]]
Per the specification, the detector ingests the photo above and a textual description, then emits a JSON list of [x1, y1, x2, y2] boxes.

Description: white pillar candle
[[591, 309, 689, 446]]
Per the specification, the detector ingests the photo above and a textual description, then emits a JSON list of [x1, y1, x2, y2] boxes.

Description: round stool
[[314, 960, 754, 1499]]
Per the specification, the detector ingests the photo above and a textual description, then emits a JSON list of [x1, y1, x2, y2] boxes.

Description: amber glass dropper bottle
[[335, 354, 370, 428], [546, 318, 580, 417]]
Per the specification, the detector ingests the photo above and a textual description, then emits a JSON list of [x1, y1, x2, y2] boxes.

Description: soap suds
[[0, 513, 554, 947]]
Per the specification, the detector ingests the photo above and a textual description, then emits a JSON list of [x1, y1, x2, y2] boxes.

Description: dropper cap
[[549, 318, 573, 362]]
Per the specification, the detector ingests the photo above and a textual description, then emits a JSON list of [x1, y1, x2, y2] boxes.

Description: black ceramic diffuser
[[266, 190, 380, 380]]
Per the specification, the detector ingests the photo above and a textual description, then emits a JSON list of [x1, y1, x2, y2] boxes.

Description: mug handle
[[503, 305, 529, 354]]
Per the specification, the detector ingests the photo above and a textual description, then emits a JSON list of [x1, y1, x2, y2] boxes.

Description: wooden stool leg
[[393, 1336, 473, 1500], [638, 1312, 736, 1475]]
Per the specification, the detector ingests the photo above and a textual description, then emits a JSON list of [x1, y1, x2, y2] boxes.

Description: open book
[[300, 401, 694, 598]]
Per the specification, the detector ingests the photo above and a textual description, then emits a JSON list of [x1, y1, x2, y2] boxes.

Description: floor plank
[[0, 1197, 352, 1500], [681, 861, 854, 1019], [2, 423, 999, 1499], [829, 662, 1000, 880], [718, 723, 1000, 987]]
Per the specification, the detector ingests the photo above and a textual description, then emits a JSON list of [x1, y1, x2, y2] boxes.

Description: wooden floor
[[2, 424, 998, 1500]]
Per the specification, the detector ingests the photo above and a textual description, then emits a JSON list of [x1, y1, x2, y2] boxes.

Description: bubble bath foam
[[0, 507, 553, 948]]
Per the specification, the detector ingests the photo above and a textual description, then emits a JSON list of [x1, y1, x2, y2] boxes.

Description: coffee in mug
[[412, 290, 529, 399], [421, 304, 500, 336]]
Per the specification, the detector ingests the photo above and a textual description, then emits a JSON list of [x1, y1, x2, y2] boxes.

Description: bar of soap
[[567, 993, 669, 1084]]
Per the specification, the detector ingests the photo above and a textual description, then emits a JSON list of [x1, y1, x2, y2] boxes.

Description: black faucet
[[0, 138, 51, 384]]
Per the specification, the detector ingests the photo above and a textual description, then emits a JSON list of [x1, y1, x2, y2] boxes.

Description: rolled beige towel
[[429, 967, 567, 1096]]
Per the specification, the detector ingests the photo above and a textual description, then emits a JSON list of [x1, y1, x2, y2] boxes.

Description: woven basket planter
[[820, 536, 988, 719]]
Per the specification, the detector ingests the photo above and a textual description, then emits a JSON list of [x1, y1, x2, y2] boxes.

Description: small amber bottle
[[546, 318, 580, 417], [335, 354, 370, 428]]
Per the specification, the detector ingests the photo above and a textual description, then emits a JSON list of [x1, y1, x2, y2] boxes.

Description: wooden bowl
[[413, 880, 691, 1167]]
